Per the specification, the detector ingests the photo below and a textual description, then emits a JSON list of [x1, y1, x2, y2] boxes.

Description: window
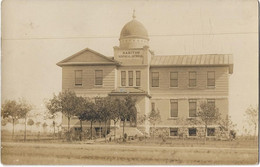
[[207, 99, 215, 108], [121, 71, 126, 86], [170, 128, 178, 136], [152, 72, 159, 87], [128, 71, 133, 86], [207, 128, 215, 136], [207, 71, 215, 87], [170, 100, 178, 117], [189, 128, 197, 136], [136, 71, 141, 86], [189, 72, 196, 87], [95, 70, 103, 85], [151, 102, 155, 111], [170, 72, 178, 87], [75, 70, 82, 86], [189, 99, 197, 117]]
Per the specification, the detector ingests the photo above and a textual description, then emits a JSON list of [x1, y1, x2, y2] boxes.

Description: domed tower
[[119, 11, 149, 49]]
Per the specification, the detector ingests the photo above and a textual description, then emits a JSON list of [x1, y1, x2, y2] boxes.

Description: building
[[57, 13, 233, 138]]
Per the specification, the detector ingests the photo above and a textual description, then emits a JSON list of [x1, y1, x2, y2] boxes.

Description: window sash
[[152, 72, 159, 87], [170, 128, 178, 136], [95, 70, 103, 85], [121, 71, 126, 86], [189, 72, 196, 87], [189, 128, 197, 136], [75, 70, 82, 86], [207, 71, 215, 86], [207, 128, 215, 136], [170, 100, 178, 117], [128, 71, 133, 86], [189, 100, 197, 117], [136, 71, 141, 86], [207, 99, 215, 107]]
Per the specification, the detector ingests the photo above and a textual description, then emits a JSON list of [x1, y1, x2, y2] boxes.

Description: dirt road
[[2, 142, 258, 165]]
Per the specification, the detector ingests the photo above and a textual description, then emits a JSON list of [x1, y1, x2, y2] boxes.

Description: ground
[[1, 138, 258, 165]]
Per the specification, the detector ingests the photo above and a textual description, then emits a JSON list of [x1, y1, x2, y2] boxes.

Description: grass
[[1, 130, 258, 165], [1, 139, 258, 165]]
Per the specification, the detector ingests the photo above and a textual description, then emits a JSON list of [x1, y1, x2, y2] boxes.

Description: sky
[[2, 0, 258, 134]]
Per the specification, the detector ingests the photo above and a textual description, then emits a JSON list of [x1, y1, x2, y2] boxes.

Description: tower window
[[136, 71, 141, 86], [121, 71, 126, 86], [95, 70, 103, 85], [152, 72, 159, 87], [128, 71, 133, 86], [75, 70, 82, 86]]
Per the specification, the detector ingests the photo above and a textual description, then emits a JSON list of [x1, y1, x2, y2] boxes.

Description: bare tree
[[244, 106, 258, 137], [18, 98, 33, 141], [148, 108, 161, 139], [197, 101, 221, 142]]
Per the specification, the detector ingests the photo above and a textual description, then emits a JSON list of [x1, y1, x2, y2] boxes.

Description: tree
[[120, 95, 137, 140], [45, 94, 61, 138], [74, 96, 90, 141], [244, 106, 258, 137], [148, 108, 161, 139], [81, 101, 97, 140], [42, 122, 48, 133], [219, 116, 237, 139], [18, 98, 33, 141], [47, 90, 82, 140], [111, 98, 124, 140], [197, 101, 221, 142], [27, 119, 34, 126], [1, 100, 21, 139]]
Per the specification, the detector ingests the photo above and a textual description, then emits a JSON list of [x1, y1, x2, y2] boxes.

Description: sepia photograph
[[1, 0, 258, 165]]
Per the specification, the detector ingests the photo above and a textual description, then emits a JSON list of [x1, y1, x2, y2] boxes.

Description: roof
[[109, 87, 151, 98], [151, 54, 233, 74], [120, 19, 149, 40], [57, 48, 120, 67]]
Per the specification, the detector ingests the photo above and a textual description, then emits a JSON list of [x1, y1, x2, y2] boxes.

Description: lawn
[[1, 138, 258, 165]]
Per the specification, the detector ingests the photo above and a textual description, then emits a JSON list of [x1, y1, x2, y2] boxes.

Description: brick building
[[57, 13, 233, 138]]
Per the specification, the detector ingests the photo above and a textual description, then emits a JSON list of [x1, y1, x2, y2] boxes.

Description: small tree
[[18, 98, 33, 141], [47, 90, 81, 140], [219, 116, 237, 140], [148, 108, 161, 139], [1, 100, 21, 139], [27, 119, 34, 126], [197, 101, 221, 142], [111, 98, 124, 140], [244, 106, 258, 138], [121, 96, 137, 140], [42, 122, 48, 133]]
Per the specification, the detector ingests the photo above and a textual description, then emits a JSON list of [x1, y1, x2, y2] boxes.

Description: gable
[[57, 48, 118, 66]]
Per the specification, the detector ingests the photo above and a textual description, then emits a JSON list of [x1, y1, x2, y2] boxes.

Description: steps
[[108, 127, 144, 139]]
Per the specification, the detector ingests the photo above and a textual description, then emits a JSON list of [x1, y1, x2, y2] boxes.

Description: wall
[[150, 66, 230, 97], [62, 65, 116, 97]]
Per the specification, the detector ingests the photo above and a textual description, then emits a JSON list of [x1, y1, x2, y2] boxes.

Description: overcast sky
[[2, 0, 258, 134]]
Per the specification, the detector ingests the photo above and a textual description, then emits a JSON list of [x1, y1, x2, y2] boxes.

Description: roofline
[[56, 47, 119, 66], [57, 62, 119, 67]]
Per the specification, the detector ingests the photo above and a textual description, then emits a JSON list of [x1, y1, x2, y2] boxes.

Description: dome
[[120, 19, 149, 40]]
